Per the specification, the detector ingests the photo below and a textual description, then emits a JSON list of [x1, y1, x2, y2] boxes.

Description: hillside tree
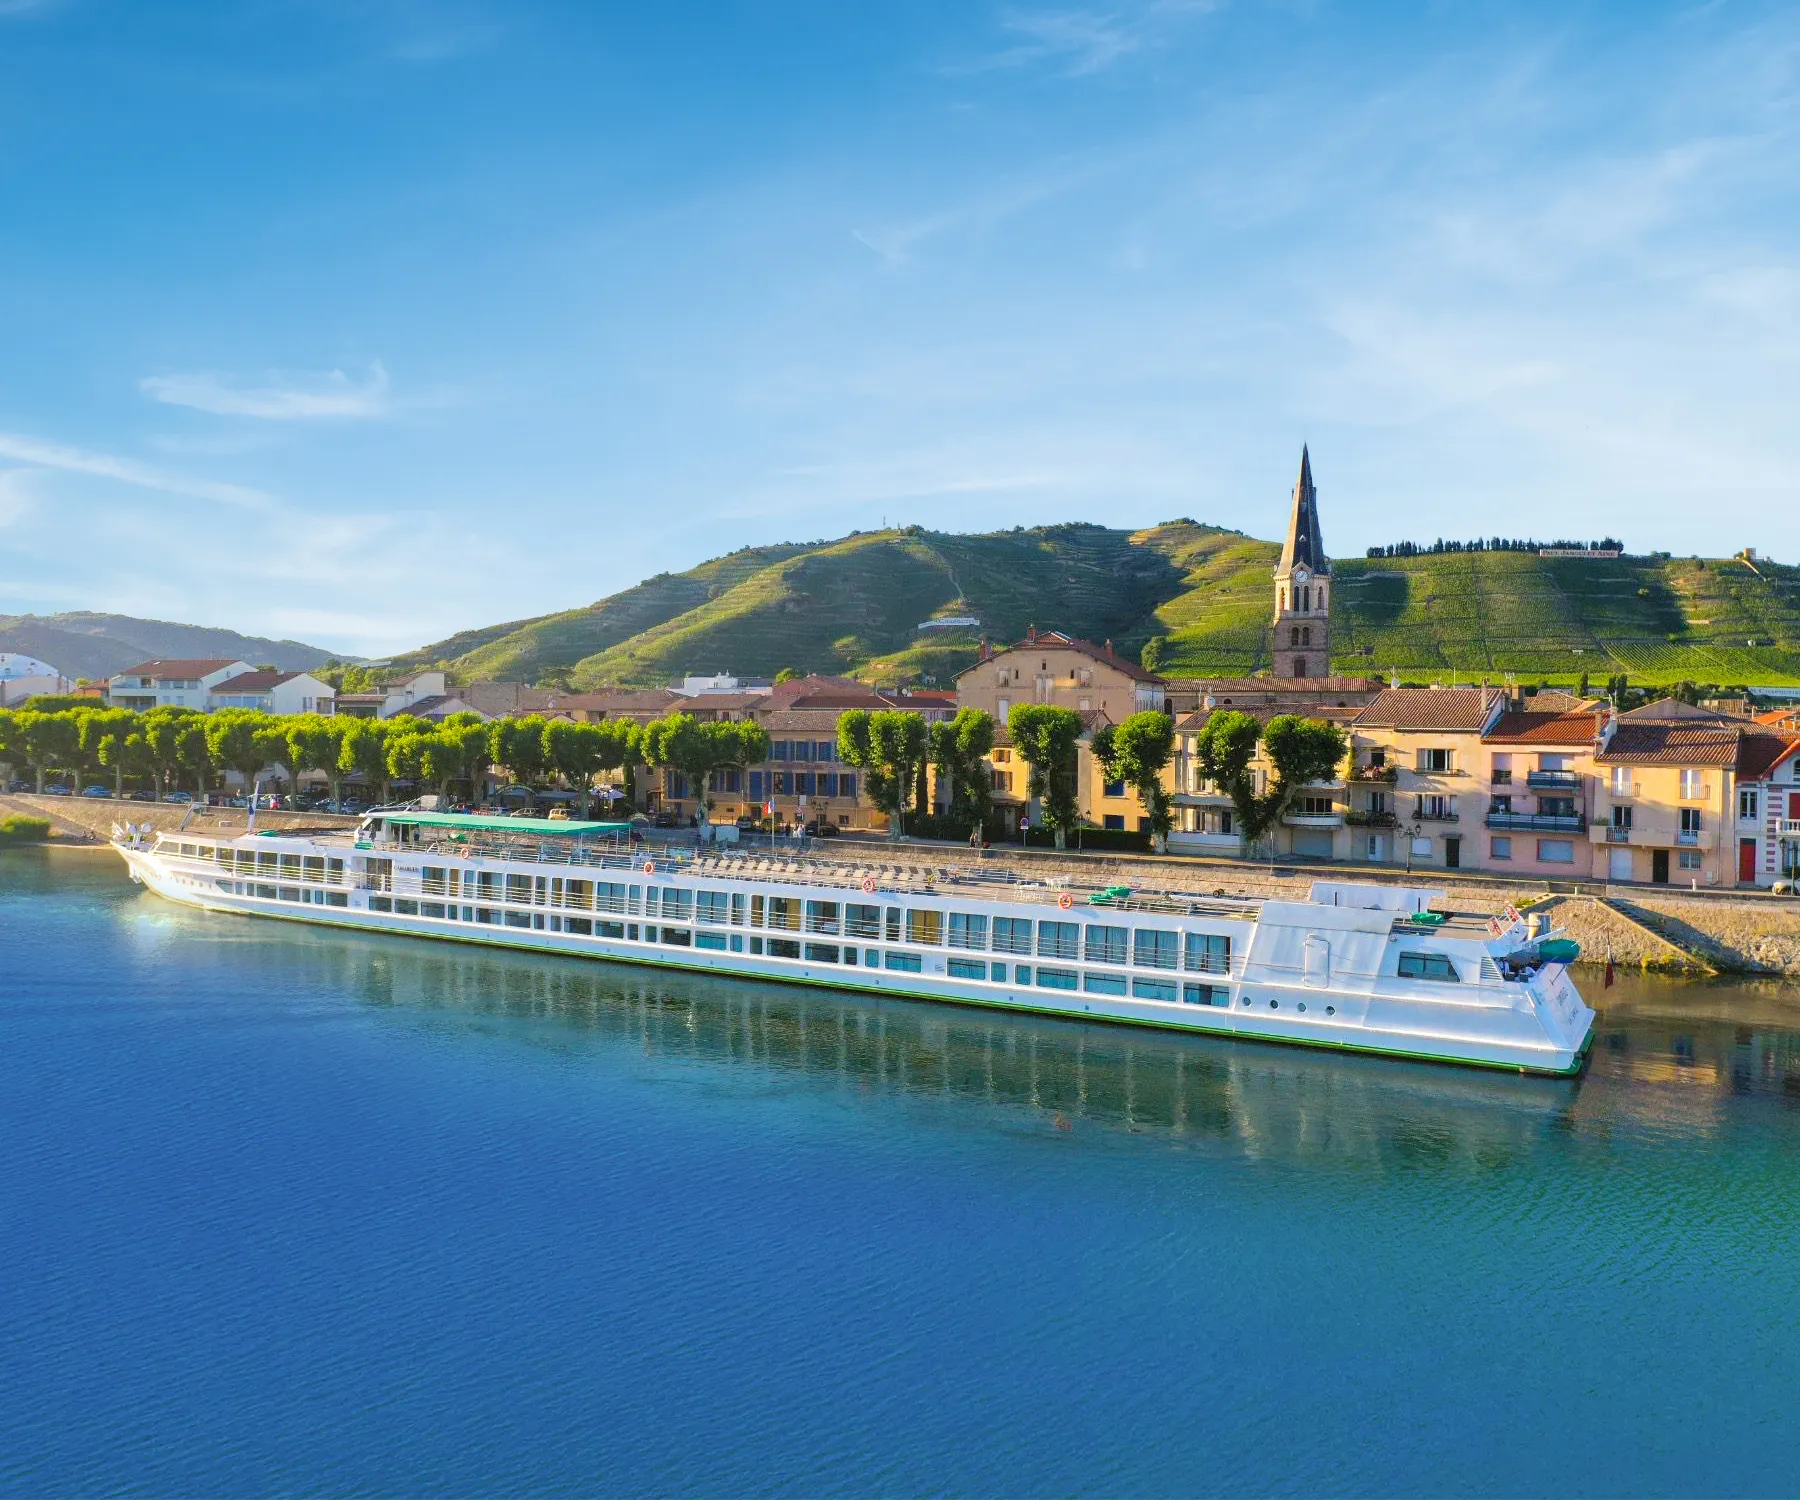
[[837, 709, 929, 838], [927, 707, 996, 835], [1092, 711, 1176, 851], [1006, 704, 1085, 847]]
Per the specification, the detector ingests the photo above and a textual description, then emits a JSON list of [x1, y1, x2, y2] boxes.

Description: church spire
[[1275, 444, 1328, 578]]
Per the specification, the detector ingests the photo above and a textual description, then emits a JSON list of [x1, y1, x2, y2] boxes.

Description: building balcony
[[1677, 829, 1701, 847], [1413, 809, 1460, 822], [1780, 819, 1800, 837], [1606, 783, 1637, 801], [1345, 810, 1397, 827], [1283, 812, 1344, 828], [1486, 812, 1587, 833], [1348, 764, 1397, 783], [1526, 769, 1579, 790], [1604, 825, 1632, 843]]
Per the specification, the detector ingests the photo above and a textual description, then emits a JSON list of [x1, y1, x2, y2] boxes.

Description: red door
[[1788, 792, 1800, 818], [1740, 838, 1758, 884]]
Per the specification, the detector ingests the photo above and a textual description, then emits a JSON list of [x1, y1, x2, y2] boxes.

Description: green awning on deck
[[371, 811, 633, 838]]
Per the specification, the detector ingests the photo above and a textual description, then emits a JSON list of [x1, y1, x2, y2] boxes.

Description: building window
[[1490, 753, 1512, 784], [1398, 952, 1459, 982], [1679, 769, 1704, 800], [1739, 788, 1759, 821], [1103, 778, 1125, 798], [1103, 815, 1124, 830], [1678, 850, 1703, 870], [1490, 837, 1512, 860], [1418, 748, 1452, 773], [1537, 839, 1576, 864], [1611, 766, 1633, 797]]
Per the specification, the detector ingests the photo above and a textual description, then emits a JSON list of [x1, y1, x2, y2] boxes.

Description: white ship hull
[[115, 823, 1595, 1076]]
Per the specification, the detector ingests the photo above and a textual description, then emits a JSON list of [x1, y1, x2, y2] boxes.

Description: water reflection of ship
[[303, 931, 1587, 1169]]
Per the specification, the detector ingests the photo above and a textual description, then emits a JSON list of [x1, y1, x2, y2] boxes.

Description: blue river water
[[3, 846, 1799, 1497]]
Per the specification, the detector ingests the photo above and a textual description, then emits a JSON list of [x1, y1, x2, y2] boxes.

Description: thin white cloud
[[0, 469, 37, 528], [0, 433, 272, 509], [947, 1, 1217, 77], [139, 362, 392, 420]]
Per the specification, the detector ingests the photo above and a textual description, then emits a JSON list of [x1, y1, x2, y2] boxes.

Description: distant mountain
[[387, 521, 1800, 690], [0, 611, 349, 681]]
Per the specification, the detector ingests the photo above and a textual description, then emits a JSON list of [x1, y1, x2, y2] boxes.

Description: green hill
[[0, 611, 346, 681], [393, 526, 1800, 691]]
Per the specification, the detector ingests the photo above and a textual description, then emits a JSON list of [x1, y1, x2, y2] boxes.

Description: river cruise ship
[[113, 809, 1595, 1075]]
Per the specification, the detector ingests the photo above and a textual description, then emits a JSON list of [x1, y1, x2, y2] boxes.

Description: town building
[[1272, 446, 1330, 680], [334, 671, 453, 719], [107, 659, 253, 712], [954, 628, 1164, 725], [0, 652, 73, 705], [207, 669, 336, 716]]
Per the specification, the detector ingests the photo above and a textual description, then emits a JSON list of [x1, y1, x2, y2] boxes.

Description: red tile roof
[[1734, 732, 1800, 781], [1351, 688, 1498, 732], [1482, 710, 1601, 745], [1595, 722, 1743, 767], [115, 658, 244, 679], [210, 670, 305, 694], [957, 630, 1160, 683]]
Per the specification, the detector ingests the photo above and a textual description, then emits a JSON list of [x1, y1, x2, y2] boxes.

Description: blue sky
[[0, 1, 1795, 658]]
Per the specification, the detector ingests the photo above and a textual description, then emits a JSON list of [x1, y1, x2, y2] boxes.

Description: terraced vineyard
[[394, 523, 1800, 689]]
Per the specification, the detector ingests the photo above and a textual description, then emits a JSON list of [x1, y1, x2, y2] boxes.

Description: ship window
[[1182, 983, 1227, 1007], [885, 907, 902, 942], [993, 917, 1033, 955], [394, 898, 419, 916], [696, 931, 728, 950], [1398, 951, 1460, 982], [281, 887, 303, 903], [947, 912, 988, 949], [697, 890, 729, 925], [1036, 966, 1078, 991], [660, 889, 692, 921], [948, 958, 987, 980], [1036, 921, 1079, 959], [663, 928, 692, 947], [1083, 972, 1127, 996], [325, 891, 348, 908], [906, 909, 942, 945], [768, 896, 800, 931], [278, 854, 301, 877], [731, 893, 747, 926], [846, 903, 880, 939], [805, 900, 841, 935], [565, 879, 594, 911], [1133, 929, 1179, 970], [884, 951, 923, 972], [769, 938, 801, 959], [1085, 925, 1127, 965], [505, 873, 532, 904], [566, 916, 592, 936], [750, 894, 765, 926], [1184, 933, 1231, 974], [804, 943, 840, 963], [258, 851, 278, 873], [598, 920, 624, 939], [303, 857, 325, 882], [421, 865, 447, 895], [421, 902, 445, 919], [1132, 978, 1177, 1003], [504, 910, 531, 928], [991, 962, 1007, 982], [476, 907, 499, 924], [367, 894, 390, 911], [326, 858, 344, 884]]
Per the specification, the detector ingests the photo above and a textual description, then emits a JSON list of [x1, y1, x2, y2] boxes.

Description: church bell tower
[[1272, 446, 1330, 680]]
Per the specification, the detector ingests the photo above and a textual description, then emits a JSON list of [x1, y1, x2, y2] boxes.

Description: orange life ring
[[642, 859, 657, 875], [1058, 892, 1074, 910], [861, 877, 877, 894]]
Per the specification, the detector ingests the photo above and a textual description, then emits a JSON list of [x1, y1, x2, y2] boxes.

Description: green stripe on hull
[[159, 880, 1592, 1078]]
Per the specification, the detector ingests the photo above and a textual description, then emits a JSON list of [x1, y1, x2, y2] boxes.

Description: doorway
[[1740, 838, 1758, 884], [1652, 848, 1670, 884], [1444, 836, 1461, 870], [1608, 848, 1633, 883]]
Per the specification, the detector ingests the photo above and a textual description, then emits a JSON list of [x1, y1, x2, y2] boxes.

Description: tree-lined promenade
[[0, 696, 1346, 851]]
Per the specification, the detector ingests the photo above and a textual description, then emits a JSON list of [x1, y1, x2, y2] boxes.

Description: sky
[[0, 0, 1796, 658]]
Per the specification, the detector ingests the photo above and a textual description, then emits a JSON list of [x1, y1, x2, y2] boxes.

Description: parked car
[[802, 820, 840, 838], [651, 812, 677, 828], [44, 784, 71, 796], [164, 791, 194, 803], [4, 778, 29, 793], [545, 806, 570, 820], [127, 790, 155, 802], [82, 785, 112, 798]]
